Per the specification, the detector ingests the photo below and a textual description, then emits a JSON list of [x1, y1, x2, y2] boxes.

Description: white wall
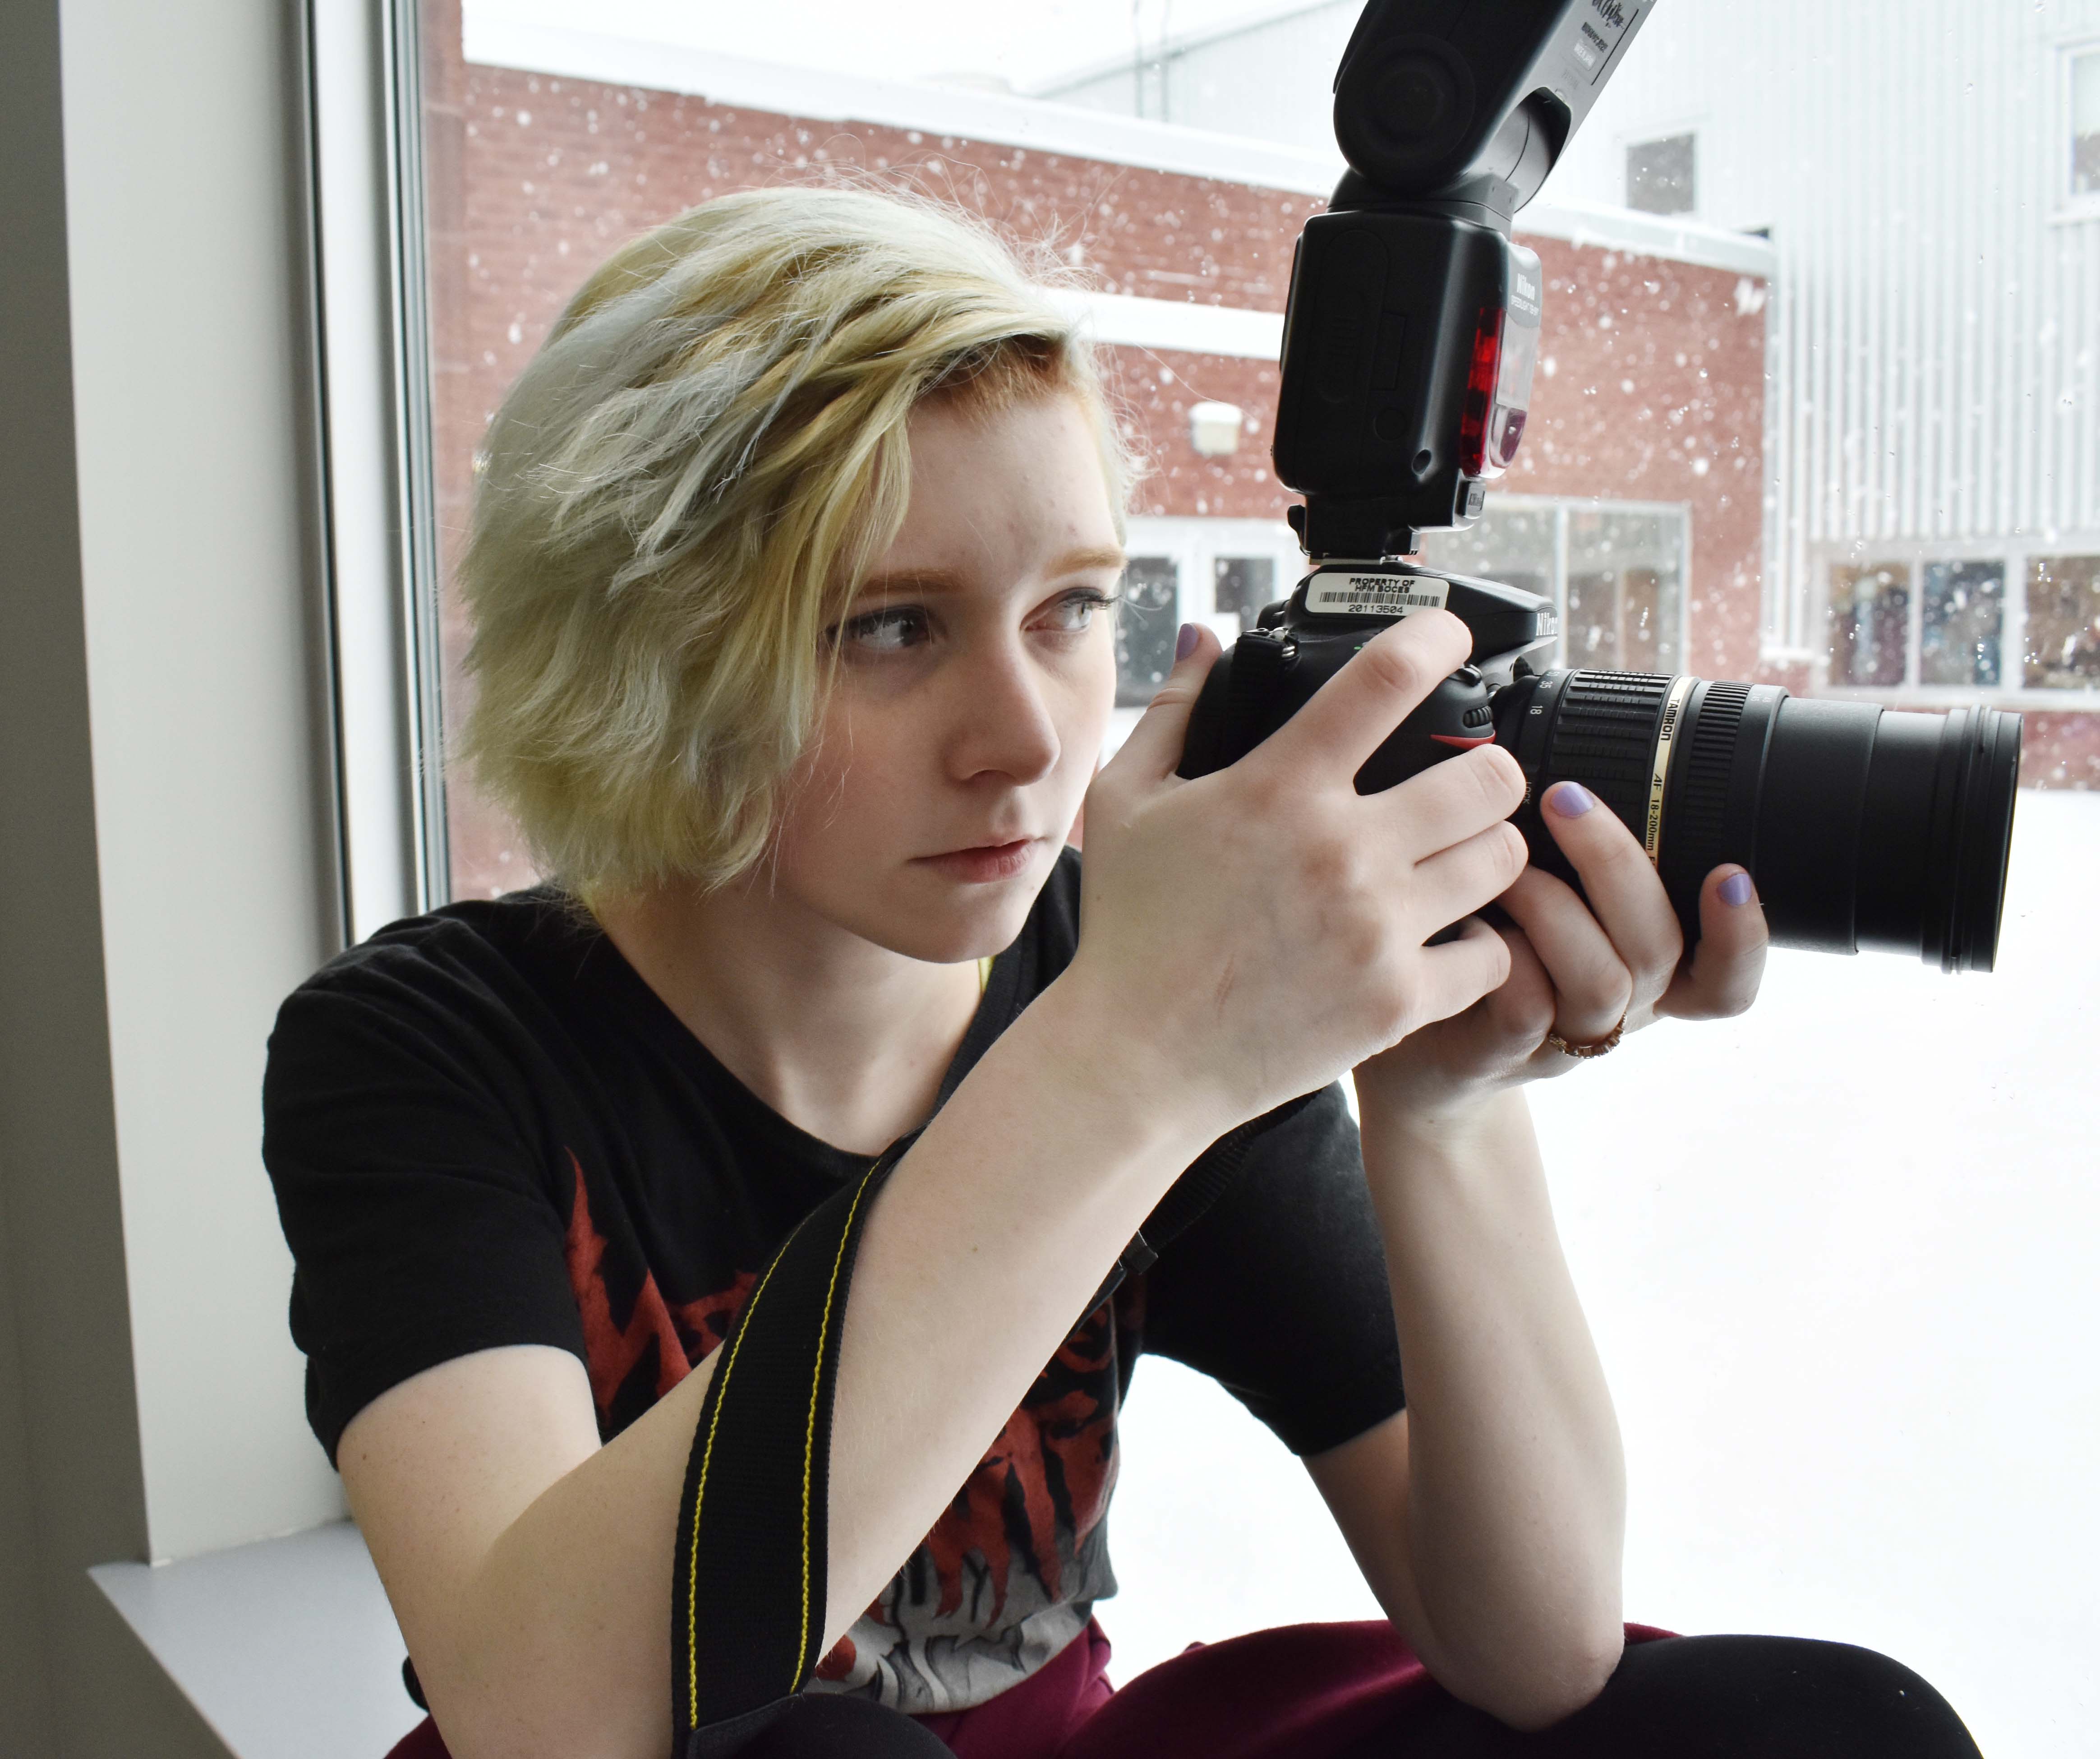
[[56, 0, 349, 1568], [5, 0, 348, 1743]]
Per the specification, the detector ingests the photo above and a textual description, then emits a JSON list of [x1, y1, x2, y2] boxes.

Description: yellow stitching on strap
[[797, 1163, 880, 1683], [682, 1222, 797, 1713]]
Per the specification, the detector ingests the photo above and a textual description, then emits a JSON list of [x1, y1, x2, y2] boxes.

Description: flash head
[[1275, 0, 1654, 562]]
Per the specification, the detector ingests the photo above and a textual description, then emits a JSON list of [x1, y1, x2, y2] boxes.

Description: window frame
[[307, 0, 451, 937], [1811, 534, 2100, 706]]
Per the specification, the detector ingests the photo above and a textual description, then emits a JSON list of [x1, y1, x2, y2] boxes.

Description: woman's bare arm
[[1307, 1091, 1625, 1732]]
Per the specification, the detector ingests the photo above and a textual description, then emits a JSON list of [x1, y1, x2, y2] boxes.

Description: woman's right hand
[[1065, 609, 1529, 1131]]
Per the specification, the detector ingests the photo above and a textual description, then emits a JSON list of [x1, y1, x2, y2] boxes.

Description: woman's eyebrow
[[857, 547, 1129, 598], [1053, 544, 1131, 575]]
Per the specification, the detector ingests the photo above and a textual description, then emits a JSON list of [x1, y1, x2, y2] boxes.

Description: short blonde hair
[[459, 185, 1134, 897]]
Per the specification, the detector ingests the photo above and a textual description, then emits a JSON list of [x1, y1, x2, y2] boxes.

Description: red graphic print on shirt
[[562, 1153, 755, 1416]]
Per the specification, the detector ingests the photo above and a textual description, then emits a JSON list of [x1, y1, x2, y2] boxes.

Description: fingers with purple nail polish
[[1547, 780, 1597, 817]]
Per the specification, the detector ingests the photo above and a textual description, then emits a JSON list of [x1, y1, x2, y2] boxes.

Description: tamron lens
[[1497, 669, 2022, 973]]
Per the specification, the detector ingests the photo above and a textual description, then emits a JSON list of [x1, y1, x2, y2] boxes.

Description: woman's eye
[[839, 606, 931, 655], [1037, 589, 1118, 634]]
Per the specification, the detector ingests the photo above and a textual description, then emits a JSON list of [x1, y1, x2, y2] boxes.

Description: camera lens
[[1501, 670, 2023, 971]]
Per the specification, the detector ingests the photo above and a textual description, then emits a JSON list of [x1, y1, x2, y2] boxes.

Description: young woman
[[263, 186, 1980, 1759]]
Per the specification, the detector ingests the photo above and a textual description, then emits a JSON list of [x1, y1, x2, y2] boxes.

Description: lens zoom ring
[[1548, 673, 1672, 827]]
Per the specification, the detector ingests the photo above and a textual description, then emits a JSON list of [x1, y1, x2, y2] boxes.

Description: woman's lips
[[914, 838, 1040, 883]]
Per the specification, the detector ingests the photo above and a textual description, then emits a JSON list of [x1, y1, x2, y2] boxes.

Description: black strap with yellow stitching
[[671, 1134, 913, 1754], [667, 1091, 1317, 1754]]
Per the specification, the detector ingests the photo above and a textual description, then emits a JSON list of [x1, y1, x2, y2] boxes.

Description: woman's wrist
[[1009, 966, 1237, 1175], [1354, 1065, 1517, 1154]]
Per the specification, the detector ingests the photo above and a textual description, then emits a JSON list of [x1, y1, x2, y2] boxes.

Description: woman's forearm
[[1356, 1086, 1626, 1722]]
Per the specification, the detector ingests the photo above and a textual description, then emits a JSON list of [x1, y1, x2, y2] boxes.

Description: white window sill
[[90, 1522, 421, 1759]]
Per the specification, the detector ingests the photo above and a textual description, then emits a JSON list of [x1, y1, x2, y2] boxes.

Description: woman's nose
[[947, 641, 1062, 786]]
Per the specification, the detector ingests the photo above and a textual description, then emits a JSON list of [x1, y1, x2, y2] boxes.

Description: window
[[1418, 504, 1557, 607], [2072, 46, 2100, 204], [1419, 499, 1687, 673], [1919, 560, 2004, 687], [1828, 563, 1912, 687], [1114, 557, 1181, 706], [1565, 508, 1685, 671], [1212, 554, 1277, 632], [2025, 554, 2100, 688], [1626, 133, 1696, 216]]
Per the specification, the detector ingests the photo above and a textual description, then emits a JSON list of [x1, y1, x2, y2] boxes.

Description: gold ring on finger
[[1544, 1014, 1626, 1059]]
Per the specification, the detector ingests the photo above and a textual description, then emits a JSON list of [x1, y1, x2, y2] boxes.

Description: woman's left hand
[[1357, 778, 1769, 1119]]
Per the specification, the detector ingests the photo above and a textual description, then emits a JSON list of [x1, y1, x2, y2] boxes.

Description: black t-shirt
[[262, 849, 1405, 1713]]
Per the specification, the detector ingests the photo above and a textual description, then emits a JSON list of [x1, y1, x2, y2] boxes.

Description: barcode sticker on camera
[[1305, 573, 1451, 617]]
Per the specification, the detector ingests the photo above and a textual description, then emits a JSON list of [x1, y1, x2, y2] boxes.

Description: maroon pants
[[387, 1617, 1979, 1759], [387, 1620, 1671, 1759]]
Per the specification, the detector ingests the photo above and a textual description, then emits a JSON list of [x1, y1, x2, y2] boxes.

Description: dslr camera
[[1176, 0, 2020, 971]]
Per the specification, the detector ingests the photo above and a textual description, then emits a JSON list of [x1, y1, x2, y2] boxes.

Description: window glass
[[1564, 508, 1683, 672], [1418, 503, 1560, 648], [1827, 563, 1911, 687], [2025, 554, 2100, 688], [1212, 555, 1277, 632], [1626, 133, 1696, 215], [1918, 560, 2004, 687], [1115, 557, 1181, 706], [2075, 48, 2100, 198]]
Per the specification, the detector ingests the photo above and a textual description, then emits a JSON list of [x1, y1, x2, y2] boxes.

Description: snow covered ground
[[1105, 786, 2100, 1759]]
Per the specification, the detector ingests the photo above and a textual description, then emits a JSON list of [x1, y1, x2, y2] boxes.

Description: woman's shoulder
[[290, 885, 586, 1000], [266, 886, 605, 1090]]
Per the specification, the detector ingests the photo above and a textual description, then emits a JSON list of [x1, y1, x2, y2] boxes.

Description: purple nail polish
[[1175, 622, 1200, 661], [1720, 870, 1755, 907], [1549, 780, 1597, 817]]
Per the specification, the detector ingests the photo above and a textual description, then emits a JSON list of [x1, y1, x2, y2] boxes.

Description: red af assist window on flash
[[1458, 242, 1543, 480]]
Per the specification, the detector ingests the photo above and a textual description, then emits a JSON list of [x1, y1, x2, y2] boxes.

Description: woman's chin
[[873, 865, 1048, 965]]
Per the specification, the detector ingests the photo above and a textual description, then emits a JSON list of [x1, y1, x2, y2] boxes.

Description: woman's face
[[765, 390, 1124, 964]]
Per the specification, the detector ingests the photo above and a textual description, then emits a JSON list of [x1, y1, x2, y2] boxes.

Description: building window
[[1213, 555, 1277, 632], [1828, 563, 1912, 687], [1626, 133, 1696, 216], [2025, 554, 2100, 688], [1419, 505, 1557, 607], [1115, 556, 1181, 706], [2072, 46, 2100, 203], [1919, 561, 2004, 687], [1565, 509, 1685, 670], [1418, 498, 1688, 673]]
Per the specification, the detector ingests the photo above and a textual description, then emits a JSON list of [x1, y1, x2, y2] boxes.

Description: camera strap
[[665, 1090, 1317, 1755], [670, 1132, 913, 1754]]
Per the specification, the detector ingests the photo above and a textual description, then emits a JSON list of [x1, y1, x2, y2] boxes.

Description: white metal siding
[[1539, 0, 2100, 653]]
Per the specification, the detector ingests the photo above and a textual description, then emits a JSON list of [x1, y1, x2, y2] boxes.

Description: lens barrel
[[1501, 670, 2022, 972]]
